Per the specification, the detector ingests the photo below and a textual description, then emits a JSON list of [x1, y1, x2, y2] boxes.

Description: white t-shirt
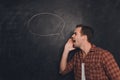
[[81, 63, 86, 80]]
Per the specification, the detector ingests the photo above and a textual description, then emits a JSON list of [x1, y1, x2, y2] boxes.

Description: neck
[[80, 41, 92, 54]]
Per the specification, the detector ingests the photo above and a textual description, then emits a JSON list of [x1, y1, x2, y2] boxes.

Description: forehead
[[74, 27, 82, 33]]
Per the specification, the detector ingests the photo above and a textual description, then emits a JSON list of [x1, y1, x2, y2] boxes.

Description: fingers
[[67, 38, 73, 44], [64, 38, 75, 51]]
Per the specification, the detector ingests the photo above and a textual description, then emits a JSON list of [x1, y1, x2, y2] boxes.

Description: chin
[[73, 45, 77, 48]]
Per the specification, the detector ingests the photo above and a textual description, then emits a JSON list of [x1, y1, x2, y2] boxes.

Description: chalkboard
[[1, 0, 120, 80]]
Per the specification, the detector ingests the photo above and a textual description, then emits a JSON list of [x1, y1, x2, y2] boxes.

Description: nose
[[71, 34, 75, 38]]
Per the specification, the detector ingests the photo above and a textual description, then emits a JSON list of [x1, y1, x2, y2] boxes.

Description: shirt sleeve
[[102, 51, 120, 80], [61, 53, 77, 75]]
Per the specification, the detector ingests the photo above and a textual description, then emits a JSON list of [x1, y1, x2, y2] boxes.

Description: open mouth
[[72, 39, 76, 43]]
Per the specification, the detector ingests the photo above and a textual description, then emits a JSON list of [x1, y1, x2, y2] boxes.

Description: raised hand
[[64, 38, 75, 52]]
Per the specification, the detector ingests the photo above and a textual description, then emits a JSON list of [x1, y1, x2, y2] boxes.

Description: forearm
[[59, 49, 69, 74], [59, 38, 75, 74]]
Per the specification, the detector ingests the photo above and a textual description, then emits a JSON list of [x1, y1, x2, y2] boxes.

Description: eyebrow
[[73, 32, 77, 34]]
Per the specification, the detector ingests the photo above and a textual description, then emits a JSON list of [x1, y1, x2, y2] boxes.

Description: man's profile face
[[72, 27, 84, 48]]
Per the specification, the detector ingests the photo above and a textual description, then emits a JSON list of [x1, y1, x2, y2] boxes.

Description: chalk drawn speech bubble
[[27, 13, 65, 38]]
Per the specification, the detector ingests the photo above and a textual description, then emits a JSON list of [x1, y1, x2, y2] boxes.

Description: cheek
[[77, 36, 81, 40], [76, 37, 81, 43]]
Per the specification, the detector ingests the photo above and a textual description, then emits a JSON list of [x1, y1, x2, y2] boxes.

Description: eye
[[74, 32, 77, 35]]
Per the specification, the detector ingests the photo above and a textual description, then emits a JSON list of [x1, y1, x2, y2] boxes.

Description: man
[[59, 24, 120, 80]]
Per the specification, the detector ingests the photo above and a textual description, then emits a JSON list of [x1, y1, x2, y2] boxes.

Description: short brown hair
[[76, 24, 94, 42]]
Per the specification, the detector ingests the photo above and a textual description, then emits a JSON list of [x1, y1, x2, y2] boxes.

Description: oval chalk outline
[[27, 13, 65, 37]]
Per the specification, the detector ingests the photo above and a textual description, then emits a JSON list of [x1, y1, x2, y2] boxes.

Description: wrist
[[63, 48, 70, 55]]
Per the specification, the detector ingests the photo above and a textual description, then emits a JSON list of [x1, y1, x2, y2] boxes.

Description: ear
[[82, 35, 87, 40]]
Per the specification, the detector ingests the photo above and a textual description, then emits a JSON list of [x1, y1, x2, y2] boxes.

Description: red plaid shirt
[[62, 45, 120, 80]]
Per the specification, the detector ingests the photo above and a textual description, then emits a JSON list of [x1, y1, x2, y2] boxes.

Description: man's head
[[72, 24, 94, 48]]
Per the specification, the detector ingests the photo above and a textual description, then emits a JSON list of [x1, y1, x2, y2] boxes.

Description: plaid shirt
[[62, 45, 120, 80]]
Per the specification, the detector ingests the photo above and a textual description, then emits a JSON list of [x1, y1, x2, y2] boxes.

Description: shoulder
[[94, 45, 110, 53], [93, 45, 113, 57], [94, 45, 114, 58]]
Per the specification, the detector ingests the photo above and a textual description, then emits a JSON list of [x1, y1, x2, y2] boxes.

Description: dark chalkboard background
[[0, 0, 120, 80]]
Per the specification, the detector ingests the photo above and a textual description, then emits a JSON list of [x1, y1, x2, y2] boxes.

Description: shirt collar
[[89, 44, 96, 52]]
